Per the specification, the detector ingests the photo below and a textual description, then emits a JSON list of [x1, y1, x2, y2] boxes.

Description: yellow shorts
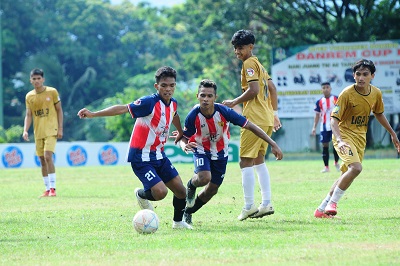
[[333, 137, 364, 172], [239, 126, 273, 158], [35, 136, 57, 156]]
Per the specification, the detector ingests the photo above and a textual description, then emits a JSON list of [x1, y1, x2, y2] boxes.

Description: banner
[[0, 142, 240, 168], [271, 40, 400, 118]]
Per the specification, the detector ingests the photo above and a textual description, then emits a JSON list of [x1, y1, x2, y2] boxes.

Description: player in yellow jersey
[[222, 29, 282, 221], [314, 59, 400, 218], [23, 68, 63, 198]]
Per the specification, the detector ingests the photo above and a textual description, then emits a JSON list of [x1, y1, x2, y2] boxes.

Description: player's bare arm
[[311, 112, 320, 136], [222, 81, 259, 108], [331, 117, 350, 154], [55, 101, 63, 139], [244, 121, 283, 160], [374, 112, 400, 152], [77, 105, 128, 119], [171, 113, 183, 144], [268, 79, 282, 132], [22, 109, 33, 142]]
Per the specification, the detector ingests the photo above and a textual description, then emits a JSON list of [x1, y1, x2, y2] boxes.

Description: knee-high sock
[[254, 163, 271, 206], [173, 195, 186, 222], [185, 196, 205, 214], [241, 167, 255, 209], [333, 147, 339, 163], [322, 147, 329, 167]]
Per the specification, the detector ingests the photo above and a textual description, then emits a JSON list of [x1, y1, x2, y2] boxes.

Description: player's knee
[[350, 163, 362, 175], [151, 186, 168, 200], [197, 172, 211, 186]]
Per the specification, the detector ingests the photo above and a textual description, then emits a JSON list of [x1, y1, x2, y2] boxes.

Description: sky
[[110, 0, 185, 7]]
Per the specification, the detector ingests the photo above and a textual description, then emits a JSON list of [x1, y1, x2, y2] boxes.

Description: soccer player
[[314, 59, 400, 218], [77, 66, 192, 229], [311, 82, 340, 173], [222, 29, 282, 221], [23, 68, 63, 197], [179, 79, 283, 225]]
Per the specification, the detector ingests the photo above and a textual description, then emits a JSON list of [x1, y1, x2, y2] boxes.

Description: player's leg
[[186, 154, 211, 208], [321, 131, 330, 173], [184, 157, 227, 224], [324, 139, 363, 215], [238, 128, 259, 221], [44, 136, 58, 196], [252, 126, 274, 218], [36, 138, 50, 197], [131, 161, 167, 211]]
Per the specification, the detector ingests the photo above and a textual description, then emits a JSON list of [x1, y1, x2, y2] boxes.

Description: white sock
[[330, 186, 345, 204], [43, 176, 50, 191], [48, 173, 56, 189], [254, 163, 271, 206], [241, 167, 255, 209], [318, 194, 331, 212]]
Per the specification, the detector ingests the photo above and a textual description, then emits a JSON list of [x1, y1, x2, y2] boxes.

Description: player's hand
[[271, 145, 283, 160], [390, 134, 400, 153], [337, 140, 351, 155], [57, 128, 63, 139], [273, 115, 282, 132], [180, 141, 196, 154], [77, 108, 93, 119], [311, 128, 316, 136], [170, 130, 183, 144], [22, 131, 29, 142], [222, 99, 235, 108]]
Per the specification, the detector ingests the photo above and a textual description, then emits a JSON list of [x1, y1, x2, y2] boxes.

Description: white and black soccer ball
[[132, 209, 159, 234]]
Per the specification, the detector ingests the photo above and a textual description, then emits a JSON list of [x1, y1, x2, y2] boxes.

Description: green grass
[[1, 159, 399, 265]]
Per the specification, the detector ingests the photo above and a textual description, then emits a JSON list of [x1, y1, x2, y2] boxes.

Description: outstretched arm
[[243, 121, 283, 160], [77, 105, 128, 119], [222, 81, 259, 108]]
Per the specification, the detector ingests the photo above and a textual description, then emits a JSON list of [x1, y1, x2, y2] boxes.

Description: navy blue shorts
[[320, 130, 333, 143], [130, 157, 179, 191], [192, 153, 228, 186]]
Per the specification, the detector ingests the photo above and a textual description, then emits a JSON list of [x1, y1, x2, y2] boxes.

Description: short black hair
[[321, 82, 330, 86], [30, 68, 44, 77], [198, 79, 217, 94], [231, 29, 255, 46], [352, 59, 376, 74], [155, 66, 177, 83]]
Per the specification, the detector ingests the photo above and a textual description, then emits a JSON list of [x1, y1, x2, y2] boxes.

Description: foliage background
[[1, 0, 400, 142]]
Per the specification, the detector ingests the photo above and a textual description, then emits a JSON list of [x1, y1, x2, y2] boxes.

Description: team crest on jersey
[[246, 68, 255, 77], [46, 97, 51, 101], [332, 105, 340, 114], [133, 99, 141, 105], [218, 121, 224, 127]]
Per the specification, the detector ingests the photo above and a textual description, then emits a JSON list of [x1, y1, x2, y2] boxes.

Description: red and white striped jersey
[[183, 103, 248, 160], [126, 93, 178, 162], [314, 95, 338, 132]]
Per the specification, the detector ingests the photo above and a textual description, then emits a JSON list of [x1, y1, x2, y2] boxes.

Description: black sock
[[173, 195, 186, 222], [144, 189, 155, 201], [322, 147, 329, 166], [333, 147, 339, 163], [185, 196, 206, 214], [187, 179, 196, 190]]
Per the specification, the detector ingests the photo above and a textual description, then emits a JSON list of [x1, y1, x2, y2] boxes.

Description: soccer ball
[[132, 209, 159, 234]]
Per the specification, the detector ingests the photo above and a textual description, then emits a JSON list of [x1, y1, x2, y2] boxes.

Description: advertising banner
[[271, 40, 400, 118]]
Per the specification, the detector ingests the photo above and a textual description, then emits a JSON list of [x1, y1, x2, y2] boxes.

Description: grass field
[[1, 159, 399, 265]]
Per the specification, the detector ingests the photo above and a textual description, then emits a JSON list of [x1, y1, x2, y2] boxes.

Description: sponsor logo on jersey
[[246, 68, 255, 77], [133, 99, 141, 105]]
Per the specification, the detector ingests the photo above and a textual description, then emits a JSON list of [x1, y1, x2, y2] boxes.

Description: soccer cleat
[[49, 188, 56, 197], [314, 208, 334, 219], [251, 204, 275, 218], [237, 204, 259, 221], [321, 167, 330, 173], [186, 187, 196, 208], [172, 221, 193, 230], [324, 202, 338, 216], [39, 190, 50, 198], [335, 163, 341, 172], [183, 211, 192, 225], [134, 188, 154, 211]]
